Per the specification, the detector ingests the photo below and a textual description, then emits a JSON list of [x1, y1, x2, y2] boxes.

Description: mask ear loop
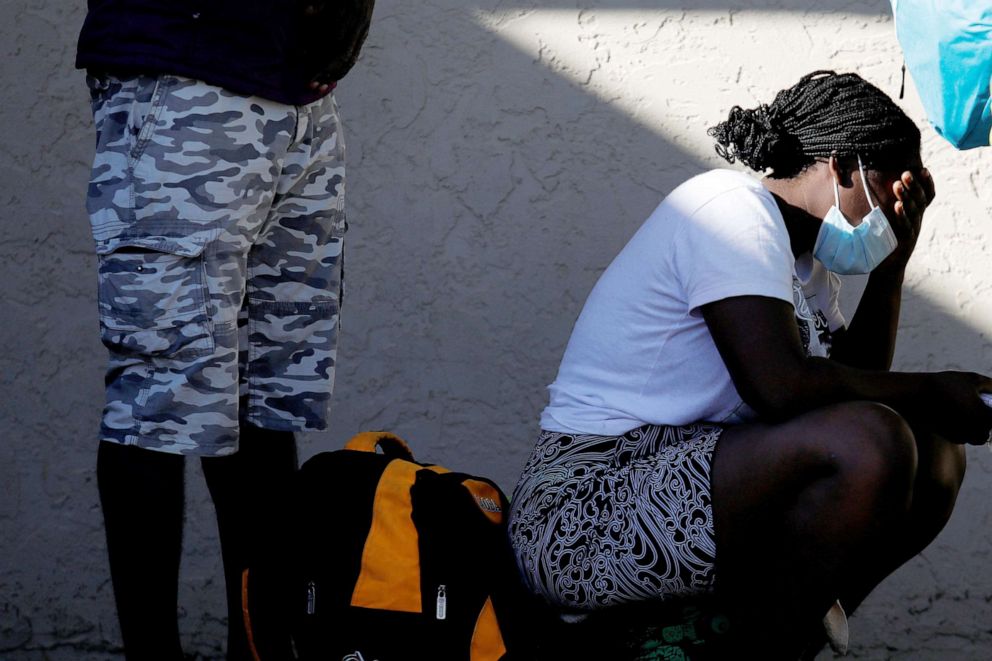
[[832, 162, 841, 209], [856, 154, 878, 209]]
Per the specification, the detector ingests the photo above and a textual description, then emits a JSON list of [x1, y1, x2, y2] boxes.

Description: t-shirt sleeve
[[672, 184, 795, 314]]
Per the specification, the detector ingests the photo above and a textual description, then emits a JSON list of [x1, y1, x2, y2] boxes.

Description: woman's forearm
[[831, 267, 905, 370]]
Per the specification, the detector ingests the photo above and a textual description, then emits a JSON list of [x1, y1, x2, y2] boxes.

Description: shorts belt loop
[[292, 105, 301, 143]]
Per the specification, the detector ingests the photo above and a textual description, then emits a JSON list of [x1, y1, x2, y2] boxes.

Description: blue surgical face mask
[[813, 156, 898, 275]]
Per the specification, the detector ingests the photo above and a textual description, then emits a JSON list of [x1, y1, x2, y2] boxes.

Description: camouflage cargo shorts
[[86, 73, 345, 456]]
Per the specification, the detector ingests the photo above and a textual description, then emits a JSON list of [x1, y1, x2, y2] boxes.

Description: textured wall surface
[[2, 0, 991, 658]]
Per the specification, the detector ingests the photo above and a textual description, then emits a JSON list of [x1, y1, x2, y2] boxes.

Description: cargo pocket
[[97, 235, 214, 359]]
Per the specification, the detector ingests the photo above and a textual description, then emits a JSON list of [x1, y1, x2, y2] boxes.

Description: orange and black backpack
[[242, 432, 547, 661]]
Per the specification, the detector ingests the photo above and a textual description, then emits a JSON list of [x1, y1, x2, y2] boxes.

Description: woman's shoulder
[[652, 169, 782, 236], [670, 168, 773, 209]]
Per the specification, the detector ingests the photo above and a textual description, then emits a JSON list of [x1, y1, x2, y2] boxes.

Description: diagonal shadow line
[[343, 0, 912, 340], [484, 0, 888, 15], [350, 0, 894, 287], [329, 0, 930, 475], [334, 2, 722, 465]]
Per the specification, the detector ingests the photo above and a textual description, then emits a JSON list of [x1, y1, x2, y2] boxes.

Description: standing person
[[76, 2, 375, 658], [508, 71, 992, 658]]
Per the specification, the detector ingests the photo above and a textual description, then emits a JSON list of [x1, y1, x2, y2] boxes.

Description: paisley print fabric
[[508, 424, 720, 610]]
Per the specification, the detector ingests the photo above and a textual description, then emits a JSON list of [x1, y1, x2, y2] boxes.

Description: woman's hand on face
[[880, 168, 935, 271]]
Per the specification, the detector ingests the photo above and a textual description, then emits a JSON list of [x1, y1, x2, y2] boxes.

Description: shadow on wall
[[329, 0, 965, 484], [488, 0, 884, 11], [5, 0, 990, 657]]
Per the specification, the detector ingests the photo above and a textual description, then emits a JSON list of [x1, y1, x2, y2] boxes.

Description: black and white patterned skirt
[[508, 424, 721, 610]]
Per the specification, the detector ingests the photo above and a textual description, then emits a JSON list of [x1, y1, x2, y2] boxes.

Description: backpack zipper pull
[[436, 585, 447, 620], [306, 581, 317, 615]]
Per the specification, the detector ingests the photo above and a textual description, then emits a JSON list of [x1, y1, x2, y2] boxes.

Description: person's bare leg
[[201, 423, 297, 661], [710, 401, 918, 659], [837, 432, 965, 615], [98, 442, 185, 661], [797, 431, 965, 659]]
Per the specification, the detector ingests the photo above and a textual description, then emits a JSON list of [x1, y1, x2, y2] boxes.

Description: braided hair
[[708, 71, 920, 178]]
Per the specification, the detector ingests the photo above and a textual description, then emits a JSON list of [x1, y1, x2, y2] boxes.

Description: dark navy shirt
[[76, 0, 374, 105]]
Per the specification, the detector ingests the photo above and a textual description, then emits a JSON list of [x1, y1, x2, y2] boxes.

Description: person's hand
[[301, 2, 332, 95], [308, 79, 333, 95], [879, 168, 935, 272], [923, 371, 992, 445], [299, 0, 373, 95]]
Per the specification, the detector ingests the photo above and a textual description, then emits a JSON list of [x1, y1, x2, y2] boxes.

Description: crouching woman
[[508, 71, 992, 658]]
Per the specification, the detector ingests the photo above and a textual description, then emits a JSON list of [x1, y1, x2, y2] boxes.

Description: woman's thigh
[[712, 401, 916, 518]]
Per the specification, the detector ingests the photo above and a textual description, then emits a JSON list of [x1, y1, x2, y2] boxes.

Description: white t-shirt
[[541, 169, 845, 435]]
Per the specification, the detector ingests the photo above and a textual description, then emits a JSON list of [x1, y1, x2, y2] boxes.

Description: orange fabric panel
[[350, 460, 423, 613], [241, 569, 262, 661], [462, 479, 504, 525], [470, 597, 507, 661]]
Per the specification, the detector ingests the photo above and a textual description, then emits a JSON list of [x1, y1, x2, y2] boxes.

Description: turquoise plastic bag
[[890, 1, 992, 150]]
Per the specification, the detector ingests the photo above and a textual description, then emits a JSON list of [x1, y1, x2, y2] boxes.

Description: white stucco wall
[[2, 1, 991, 658]]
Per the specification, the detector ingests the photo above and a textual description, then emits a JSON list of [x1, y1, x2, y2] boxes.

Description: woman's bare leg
[[709, 401, 920, 658], [836, 431, 965, 616]]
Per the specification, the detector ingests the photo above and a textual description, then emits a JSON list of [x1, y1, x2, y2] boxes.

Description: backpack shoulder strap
[[345, 431, 415, 461]]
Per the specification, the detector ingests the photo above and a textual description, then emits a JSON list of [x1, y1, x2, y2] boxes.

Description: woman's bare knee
[[818, 402, 917, 513]]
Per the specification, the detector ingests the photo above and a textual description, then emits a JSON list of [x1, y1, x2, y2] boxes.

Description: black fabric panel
[[299, 608, 426, 661], [76, 0, 376, 104], [412, 470, 495, 660], [291, 450, 392, 655], [435, 473, 560, 660], [294, 451, 389, 597]]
